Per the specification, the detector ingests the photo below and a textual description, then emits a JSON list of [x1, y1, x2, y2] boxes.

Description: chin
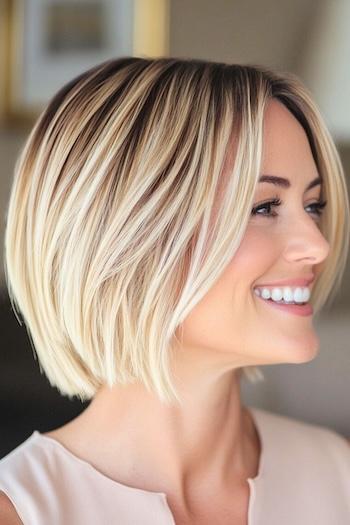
[[285, 335, 320, 364]]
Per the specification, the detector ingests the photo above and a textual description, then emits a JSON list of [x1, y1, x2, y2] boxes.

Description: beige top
[[0, 406, 349, 524]]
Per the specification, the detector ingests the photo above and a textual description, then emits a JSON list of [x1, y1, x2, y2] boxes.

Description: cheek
[[176, 228, 280, 351], [227, 226, 280, 281]]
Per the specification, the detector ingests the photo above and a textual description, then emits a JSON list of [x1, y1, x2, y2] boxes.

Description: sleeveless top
[[0, 406, 349, 524]]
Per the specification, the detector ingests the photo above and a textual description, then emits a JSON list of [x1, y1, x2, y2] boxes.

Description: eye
[[251, 198, 328, 218], [251, 198, 282, 217], [305, 200, 328, 217]]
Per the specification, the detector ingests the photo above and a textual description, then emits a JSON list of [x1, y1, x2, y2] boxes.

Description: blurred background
[[0, 0, 349, 458]]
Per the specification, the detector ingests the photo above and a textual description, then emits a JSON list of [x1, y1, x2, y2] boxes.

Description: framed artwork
[[2, 0, 170, 127]]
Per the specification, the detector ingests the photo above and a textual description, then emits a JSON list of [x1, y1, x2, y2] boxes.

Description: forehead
[[263, 100, 317, 169], [260, 99, 319, 186]]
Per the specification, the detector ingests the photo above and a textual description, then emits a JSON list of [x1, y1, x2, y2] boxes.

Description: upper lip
[[254, 275, 315, 288]]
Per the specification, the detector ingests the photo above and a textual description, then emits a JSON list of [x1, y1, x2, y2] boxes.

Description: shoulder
[[0, 432, 75, 523], [0, 492, 23, 525], [250, 409, 350, 520], [254, 407, 350, 473], [256, 407, 349, 444], [0, 432, 96, 524], [0, 433, 39, 484]]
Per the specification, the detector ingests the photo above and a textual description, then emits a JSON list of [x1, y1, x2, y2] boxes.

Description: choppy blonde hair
[[4, 57, 349, 405]]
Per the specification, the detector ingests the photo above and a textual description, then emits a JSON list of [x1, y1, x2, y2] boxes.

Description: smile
[[253, 289, 313, 317]]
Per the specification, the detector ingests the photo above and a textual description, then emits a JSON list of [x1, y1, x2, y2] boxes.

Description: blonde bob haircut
[[4, 57, 349, 406]]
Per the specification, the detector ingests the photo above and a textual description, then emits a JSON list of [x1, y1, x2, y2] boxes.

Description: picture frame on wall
[[3, 0, 170, 127]]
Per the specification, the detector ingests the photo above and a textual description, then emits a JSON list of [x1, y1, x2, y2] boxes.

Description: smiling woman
[[0, 57, 349, 524]]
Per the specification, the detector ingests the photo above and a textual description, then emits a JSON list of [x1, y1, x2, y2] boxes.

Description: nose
[[283, 215, 330, 265]]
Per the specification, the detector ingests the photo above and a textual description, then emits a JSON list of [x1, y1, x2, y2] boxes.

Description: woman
[[0, 57, 349, 524]]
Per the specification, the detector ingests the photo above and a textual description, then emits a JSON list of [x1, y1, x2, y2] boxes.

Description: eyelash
[[251, 198, 328, 218]]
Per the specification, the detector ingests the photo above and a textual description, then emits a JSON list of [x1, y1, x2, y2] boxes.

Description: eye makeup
[[251, 198, 327, 218]]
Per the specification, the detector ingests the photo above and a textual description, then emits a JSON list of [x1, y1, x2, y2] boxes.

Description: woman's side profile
[[0, 57, 350, 524]]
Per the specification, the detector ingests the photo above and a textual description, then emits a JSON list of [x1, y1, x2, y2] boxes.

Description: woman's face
[[179, 99, 330, 369]]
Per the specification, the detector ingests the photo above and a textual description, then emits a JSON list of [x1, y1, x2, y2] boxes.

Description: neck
[[70, 369, 260, 500]]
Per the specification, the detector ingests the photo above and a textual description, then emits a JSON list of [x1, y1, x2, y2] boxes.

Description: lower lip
[[255, 294, 313, 316]]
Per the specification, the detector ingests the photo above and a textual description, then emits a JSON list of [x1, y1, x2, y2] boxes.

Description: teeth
[[271, 288, 283, 301], [254, 286, 311, 304], [294, 287, 303, 302], [261, 288, 271, 300], [282, 287, 294, 302], [302, 287, 311, 302]]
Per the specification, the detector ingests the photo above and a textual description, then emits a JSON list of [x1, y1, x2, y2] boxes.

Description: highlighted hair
[[4, 57, 349, 405]]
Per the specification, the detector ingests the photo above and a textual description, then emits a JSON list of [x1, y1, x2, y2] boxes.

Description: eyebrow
[[259, 175, 322, 191]]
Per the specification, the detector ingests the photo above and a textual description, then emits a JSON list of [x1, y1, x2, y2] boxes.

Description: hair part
[[4, 57, 349, 405]]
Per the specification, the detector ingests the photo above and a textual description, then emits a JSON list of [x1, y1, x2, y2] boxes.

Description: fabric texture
[[0, 406, 349, 524]]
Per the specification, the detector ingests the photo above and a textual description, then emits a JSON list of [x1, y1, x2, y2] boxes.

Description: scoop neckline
[[31, 405, 266, 496]]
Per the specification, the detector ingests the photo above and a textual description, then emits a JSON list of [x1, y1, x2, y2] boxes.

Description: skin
[[42, 99, 330, 522]]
